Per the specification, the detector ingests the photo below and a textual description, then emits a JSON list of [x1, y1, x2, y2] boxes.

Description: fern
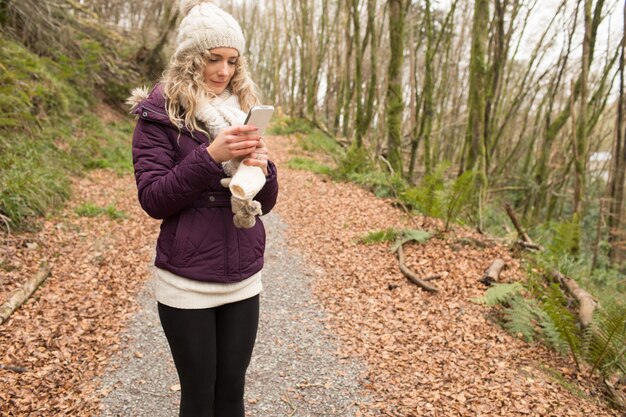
[[336, 142, 373, 176], [286, 157, 333, 176], [441, 169, 477, 231], [547, 214, 581, 257], [480, 254, 626, 384], [401, 161, 450, 218], [471, 282, 525, 306], [502, 296, 540, 342], [390, 229, 432, 252], [358, 228, 400, 245], [402, 162, 477, 230], [538, 284, 581, 360], [347, 171, 407, 198], [267, 116, 314, 135], [474, 281, 581, 357], [583, 300, 626, 378], [536, 307, 571, 355]]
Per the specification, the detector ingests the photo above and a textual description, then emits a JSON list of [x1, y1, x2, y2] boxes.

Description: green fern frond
[[539, 283, 581, 359], [547, 214, 581, 257], [536, 306, 571, 355], [605, 345, 626, 376], [358, 228, 400, 245], [401, 161, 477, 229], [390, 229, 431, 252], [471, 282, 525, 306], [502, 296, 540, 342], [401, 161, 450, 218], [583, 300, 626, 377], [441, 169, 477, 230]]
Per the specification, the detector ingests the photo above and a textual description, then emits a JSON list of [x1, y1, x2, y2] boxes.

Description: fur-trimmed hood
[[125, 84, 173, 128], [126, 86, 152, 114]]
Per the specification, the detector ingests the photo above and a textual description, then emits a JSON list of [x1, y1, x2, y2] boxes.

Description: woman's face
[[204, 47, 239, 95]]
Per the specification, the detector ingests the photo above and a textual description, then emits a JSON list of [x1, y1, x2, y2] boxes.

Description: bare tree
[[385, 0, 406, 174], [572, 0, 593, 217], [608, 0, 626, 266]]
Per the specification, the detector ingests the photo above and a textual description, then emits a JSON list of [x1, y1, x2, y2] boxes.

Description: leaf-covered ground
[[270, 136, 620, 417], [0, 170, 159, 415], [0, 134, 621, 416]]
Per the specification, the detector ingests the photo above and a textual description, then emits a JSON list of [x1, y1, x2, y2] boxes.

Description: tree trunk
[[271, 0, 281, 107], [341, 0, 354, 138], [608, 1, 626, 267], [410, 0, 435, 179], [306, 0, 331, 121], [294, 0, 309, 117], [352, 0, 364, 146], [0, 0, 8, 27], [463, 0, 490, 229], [573, 0, 592, 216], [362, 0, 378, 147], [484, 0, 510, 174], [462, 0, 489, 174], [385, 0, 405, 174], [138, 0, 179, 80]]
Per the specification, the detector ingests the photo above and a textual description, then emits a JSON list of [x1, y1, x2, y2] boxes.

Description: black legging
[[158, 295, 260, 417]]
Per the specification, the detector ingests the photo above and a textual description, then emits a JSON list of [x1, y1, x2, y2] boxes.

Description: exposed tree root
[[396, 244, 439, 292]]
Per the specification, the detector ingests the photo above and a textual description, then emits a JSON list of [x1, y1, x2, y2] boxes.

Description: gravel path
[[98, 211, 370, 417]]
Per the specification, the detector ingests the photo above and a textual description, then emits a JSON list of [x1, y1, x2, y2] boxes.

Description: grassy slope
[[0, 35, 134, 230]]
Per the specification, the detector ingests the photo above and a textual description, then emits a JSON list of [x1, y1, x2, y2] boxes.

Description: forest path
[[97, 211, 368, 417], [0, 135, 619, 416]]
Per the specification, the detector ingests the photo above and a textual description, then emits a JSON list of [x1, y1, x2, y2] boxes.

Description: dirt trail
[[0, 135, 619, 416]]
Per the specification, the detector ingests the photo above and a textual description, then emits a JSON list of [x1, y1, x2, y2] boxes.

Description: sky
[[436, 0, 623, 64]]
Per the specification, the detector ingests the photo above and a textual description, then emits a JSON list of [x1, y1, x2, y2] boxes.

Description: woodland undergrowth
[[272, 116, 626, 411]]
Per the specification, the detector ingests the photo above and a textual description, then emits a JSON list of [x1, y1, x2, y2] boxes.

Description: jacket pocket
[[169, 210, 192, 265], [236, 219, 266, 270]]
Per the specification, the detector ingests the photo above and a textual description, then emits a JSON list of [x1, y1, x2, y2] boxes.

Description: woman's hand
[[207, 125, 261, 163], [243, 138, 270, 176]]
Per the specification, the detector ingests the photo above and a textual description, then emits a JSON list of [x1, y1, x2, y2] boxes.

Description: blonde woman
[[128, 1, 278, 416]]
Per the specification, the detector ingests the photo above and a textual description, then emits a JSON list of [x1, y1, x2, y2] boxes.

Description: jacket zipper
[[143, 105, 169, 119], [142, 105, 207, 145], [224, 213, 229, 280]]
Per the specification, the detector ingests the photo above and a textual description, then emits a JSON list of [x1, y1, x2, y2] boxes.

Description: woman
[[128, 1, 278, 416]]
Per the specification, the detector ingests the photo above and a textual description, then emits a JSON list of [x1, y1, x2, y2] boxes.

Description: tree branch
[[0, 264, 51, 325], [548, 269, 597, 328], [395, 244, 439, 292], [479, 258, 506, 286]]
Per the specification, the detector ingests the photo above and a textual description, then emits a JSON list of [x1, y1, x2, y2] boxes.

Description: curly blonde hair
[[161, 49, 260, 135]]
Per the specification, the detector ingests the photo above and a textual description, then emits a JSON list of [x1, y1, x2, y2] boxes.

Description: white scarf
[[193, 89, 247, 140]]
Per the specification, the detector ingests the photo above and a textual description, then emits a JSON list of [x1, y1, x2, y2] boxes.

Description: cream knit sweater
[[155, 267, 262, 309]]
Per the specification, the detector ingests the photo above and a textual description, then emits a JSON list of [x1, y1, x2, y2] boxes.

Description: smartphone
[[243, 105, 274, 136]]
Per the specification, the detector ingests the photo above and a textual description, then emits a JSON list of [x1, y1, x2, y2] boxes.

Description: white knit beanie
[[176, 0, 245, 56]]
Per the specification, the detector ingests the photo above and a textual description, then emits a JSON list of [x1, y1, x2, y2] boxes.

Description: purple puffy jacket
[[131, 84, 279, 283]]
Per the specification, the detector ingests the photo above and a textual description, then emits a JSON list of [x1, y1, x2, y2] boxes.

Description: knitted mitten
[[220, 167, 263, 229], [231, 196, 262, 229]]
